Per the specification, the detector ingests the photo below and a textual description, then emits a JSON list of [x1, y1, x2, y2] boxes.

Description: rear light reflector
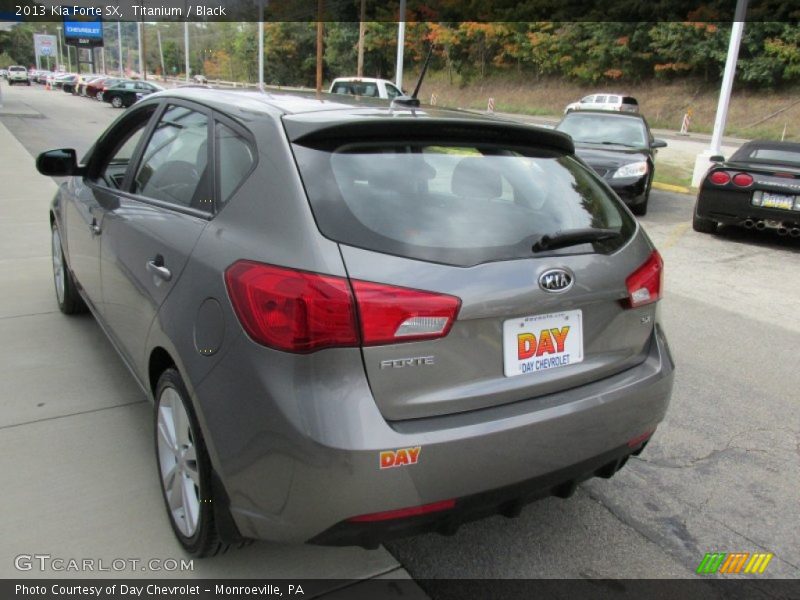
[[627, 429, 655, 448], [347, 499, 456, 522], [624, 250, 663, 308], [225, 261, 358, 353], [708, 171, 731, 185], [352, 281, 461, 346], [732, 172, 753, 187]]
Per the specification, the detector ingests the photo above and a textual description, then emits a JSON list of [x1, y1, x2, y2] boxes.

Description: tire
[[692, 210, 718, 234], [155, 368, 225, 557], [111, 95, 123, 108], [51, 222, 87, 315]]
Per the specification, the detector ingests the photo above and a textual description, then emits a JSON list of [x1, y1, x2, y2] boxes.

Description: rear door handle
[[146, 259, 172, 282]]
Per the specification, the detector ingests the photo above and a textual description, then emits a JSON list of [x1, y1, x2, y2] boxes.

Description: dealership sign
[[33, 34, 57, 59]]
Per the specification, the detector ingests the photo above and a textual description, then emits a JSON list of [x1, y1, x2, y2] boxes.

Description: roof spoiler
[[285, 118, 575, 155]]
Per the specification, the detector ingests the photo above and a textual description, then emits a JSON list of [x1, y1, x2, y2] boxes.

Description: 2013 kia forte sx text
[[37, 89, 674, 557]]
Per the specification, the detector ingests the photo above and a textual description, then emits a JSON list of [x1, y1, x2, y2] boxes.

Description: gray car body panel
[[49, 89, 674, 544]]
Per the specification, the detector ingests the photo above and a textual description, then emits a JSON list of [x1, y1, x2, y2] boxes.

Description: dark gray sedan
[[556, 110, 667, 216], [37, 89, 674, 556]]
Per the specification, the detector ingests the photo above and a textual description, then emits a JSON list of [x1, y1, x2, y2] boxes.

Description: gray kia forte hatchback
[[37, 89, 674, 556]]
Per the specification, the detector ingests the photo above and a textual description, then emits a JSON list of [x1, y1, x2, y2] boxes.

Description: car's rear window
[[741, 148, 800, 166], [291, 141, 635, 267], [331, 81, 379, 98], [622, 96, 638, 106]]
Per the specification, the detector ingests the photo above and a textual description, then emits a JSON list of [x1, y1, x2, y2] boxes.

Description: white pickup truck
[[7, 66, 30, 86], [329, 77, 404, 100]]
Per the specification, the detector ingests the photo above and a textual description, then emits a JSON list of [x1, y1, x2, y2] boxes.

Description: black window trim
[[85, 97, 259, 221]]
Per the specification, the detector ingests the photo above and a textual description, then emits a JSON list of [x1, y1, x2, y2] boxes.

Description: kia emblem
[[538, 268, 574, 293]]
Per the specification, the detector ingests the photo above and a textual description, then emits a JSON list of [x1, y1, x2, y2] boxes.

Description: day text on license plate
[[756, 191, 795, 210], [503, 310, 583, 377]]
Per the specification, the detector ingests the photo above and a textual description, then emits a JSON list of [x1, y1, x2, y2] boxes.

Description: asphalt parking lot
[[1, 83, 798, 585]]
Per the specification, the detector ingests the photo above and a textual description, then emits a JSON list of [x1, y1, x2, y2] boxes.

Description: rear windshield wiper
[[532, 228, 622, 253]]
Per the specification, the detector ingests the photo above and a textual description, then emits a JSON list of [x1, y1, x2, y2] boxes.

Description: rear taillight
[[347, 499, 456, 522], [352, 281, 461, 346], [624, 250, 663, 308], [732, 172, 753, 187], [224, 261, 461, 352], [224, 261, 358, 353], [708, 171, 730, 185]]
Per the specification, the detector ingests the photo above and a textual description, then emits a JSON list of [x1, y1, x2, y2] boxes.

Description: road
[[1, 83, 798, 586]]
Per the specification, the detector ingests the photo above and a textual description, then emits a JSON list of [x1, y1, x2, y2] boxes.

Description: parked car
[[564, 93, 639, 114], [60, 74, 79, 93], [329, 77, 404, 100], [34, 70, 52, 84], [74, 74, 100, 96], [0, 69, 7, 79], [556, 110, 667, 215], [7, 66, 30, 86], [693, 140, 800, 236], [37, 89, 673, 556], [87, 77, 118, 99], [52, 73, 76, 91], [102, 80, 164, 108], [192, 74, 208, 84]]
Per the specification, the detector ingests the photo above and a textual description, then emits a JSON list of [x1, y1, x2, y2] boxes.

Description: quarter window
[[132, 105, 212, 211], [216, 122, 255, 207]]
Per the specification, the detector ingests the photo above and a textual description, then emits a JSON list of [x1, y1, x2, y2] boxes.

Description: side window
[[581, 96, 594, 103], [385, 84, 401, 100], [594, 95, 607, 103], [93, 106, 156, 190], [132, 104, 212, 211], [608, 95, 620, 104], [215, 122, 255, 207]]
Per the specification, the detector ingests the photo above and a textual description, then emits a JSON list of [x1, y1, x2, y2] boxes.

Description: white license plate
[[503, 310, 584, 377], [756, 191, 795, 210]]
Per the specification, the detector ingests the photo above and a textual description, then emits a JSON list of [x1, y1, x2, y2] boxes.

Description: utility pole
[[157, 27, 166, 79], [117, 21, 123, 76], [137, 21, 143, 78], [141, 22, 147, 80], [357, 0, 366, 77], [691, 0, 749, 186], [315, 0, 324, 92], [184, 22, 190, 81], [258, 0, 264, 90], [56, 26, 63, 71], [395, 0, 406, 90]]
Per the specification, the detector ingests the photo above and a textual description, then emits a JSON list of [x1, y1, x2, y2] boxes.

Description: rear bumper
[[310, 439, 647, 548], [193, 324, 674, 545], [696, 189, 800, 227]]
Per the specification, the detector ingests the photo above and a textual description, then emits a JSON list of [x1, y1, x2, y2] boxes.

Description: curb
[[652, 181, 693, 195]]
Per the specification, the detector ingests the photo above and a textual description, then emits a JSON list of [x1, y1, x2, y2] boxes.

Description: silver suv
[[7, 66, 30, 86]]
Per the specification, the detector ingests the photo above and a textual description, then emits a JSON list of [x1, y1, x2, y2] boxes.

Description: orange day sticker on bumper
[[380, 447, 421, 469]]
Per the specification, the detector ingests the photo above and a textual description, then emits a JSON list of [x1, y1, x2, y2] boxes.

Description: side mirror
[[710, 155, 725, 163], [651, 139, 668, 149], [36, 149, 83, 177]]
